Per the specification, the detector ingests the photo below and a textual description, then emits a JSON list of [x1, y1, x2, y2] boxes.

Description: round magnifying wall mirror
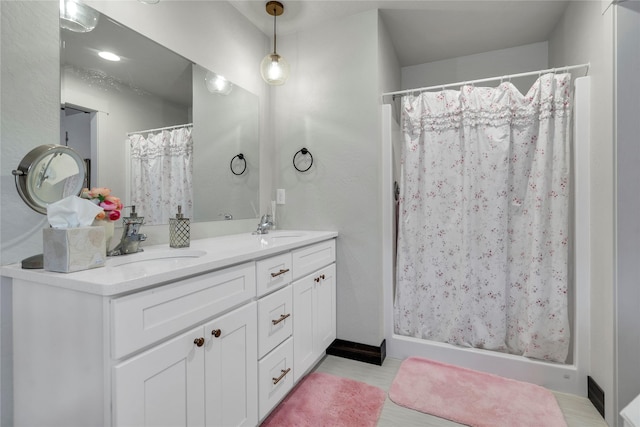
[[12, 144, 86, 214]]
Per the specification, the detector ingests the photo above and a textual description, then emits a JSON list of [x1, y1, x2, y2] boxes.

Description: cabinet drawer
[[258, 286, 293, 358], [111, 262, 256, 359], [292, 239, 335, 280], [256, 252, 292, 297], [259, 337, 294, 421]]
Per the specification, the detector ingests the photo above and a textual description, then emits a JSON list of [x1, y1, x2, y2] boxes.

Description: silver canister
[[169, 205, 190, 248]]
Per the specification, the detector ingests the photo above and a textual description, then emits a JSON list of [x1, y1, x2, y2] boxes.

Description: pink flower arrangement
[[81, 187, 123, 221]]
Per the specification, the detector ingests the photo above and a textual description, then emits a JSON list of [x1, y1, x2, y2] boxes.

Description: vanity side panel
[[13, 279, 105, 427]]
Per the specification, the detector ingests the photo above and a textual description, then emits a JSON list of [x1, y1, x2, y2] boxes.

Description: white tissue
[[47, 195, 104, 229]]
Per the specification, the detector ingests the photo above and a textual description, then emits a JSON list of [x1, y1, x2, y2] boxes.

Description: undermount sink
[[268, 233, 304, 239], [108, 249, 207, 268], [256, 232, 308, 247]]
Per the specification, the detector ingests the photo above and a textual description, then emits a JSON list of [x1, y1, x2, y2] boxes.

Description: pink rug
[[261, 372, 386, 427], [389, 357, 567, 427]]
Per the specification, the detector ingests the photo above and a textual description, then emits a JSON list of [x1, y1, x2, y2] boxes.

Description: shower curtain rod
[[381, 63, 590, 98], [127, 122, 193, 136]]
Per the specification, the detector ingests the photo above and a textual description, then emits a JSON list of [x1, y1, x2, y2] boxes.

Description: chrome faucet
[[108, 206, 147, 256], [254, 214, 274, 234]]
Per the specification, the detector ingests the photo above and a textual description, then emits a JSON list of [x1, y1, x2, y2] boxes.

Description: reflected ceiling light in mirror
[[260, 1, 289, 86], [205, 71, 233, 95], [59, 0, 99, 33], [98, 51, 121, 62]]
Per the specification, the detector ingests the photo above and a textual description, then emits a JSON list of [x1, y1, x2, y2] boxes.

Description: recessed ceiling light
[[98, 51, 121, 62]]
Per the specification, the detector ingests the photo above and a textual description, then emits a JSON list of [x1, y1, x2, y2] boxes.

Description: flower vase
[[93, 219, 115, 254]]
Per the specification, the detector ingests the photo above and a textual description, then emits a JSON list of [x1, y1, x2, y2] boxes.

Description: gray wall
[[274, 10, 384, 347], [548, 1, 616, 424], [615, 0, 640, 422], [1, 1, 60, 266], [401, 41, 548, 95], [1, 3, 60, 423]]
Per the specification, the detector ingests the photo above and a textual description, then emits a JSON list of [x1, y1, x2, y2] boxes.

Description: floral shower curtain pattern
[[394, 74, 572, 363], [129, 125, 193, 225]]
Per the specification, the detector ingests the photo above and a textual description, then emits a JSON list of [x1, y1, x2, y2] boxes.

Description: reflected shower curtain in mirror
[[129, 125, 193, 225], [395, 74, 571, 363]]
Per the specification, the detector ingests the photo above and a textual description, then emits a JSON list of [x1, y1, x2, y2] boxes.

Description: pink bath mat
[[389, 356, 567, 427], [261, 372, 386, 427]]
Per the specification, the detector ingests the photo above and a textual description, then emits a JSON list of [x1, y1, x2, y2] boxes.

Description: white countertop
[[1, 230, 337, 296]]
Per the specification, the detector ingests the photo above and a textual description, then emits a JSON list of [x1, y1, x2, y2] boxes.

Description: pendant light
[[205, 71, 233, 96], [260, 1, 289, 86], [59, 0, 99, 33]]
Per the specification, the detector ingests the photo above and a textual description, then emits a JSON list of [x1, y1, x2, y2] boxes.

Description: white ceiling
[[228, 0, 570, 67]]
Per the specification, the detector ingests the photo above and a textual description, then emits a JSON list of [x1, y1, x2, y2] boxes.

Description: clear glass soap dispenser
[[169, 205, 190, 248]]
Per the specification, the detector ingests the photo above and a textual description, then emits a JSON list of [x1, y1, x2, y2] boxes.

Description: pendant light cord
[[272, 5, 278, 54]]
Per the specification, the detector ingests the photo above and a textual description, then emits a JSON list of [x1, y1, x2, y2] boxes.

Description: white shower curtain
[[394, 73, 572, 363], [129, 126, 193, 225]]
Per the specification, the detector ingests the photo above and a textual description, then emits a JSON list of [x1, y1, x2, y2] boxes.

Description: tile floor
[[312, 355, 608, 427]]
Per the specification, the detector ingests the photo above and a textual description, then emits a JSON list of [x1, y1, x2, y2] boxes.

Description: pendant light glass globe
[[205, 71, 233, 95], [261, 1, 288, 86], [260, 52, 289, 86], [59, 0, 99, 33]]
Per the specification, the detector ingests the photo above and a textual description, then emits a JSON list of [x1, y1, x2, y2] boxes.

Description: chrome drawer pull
[[270, 268, 290, 278], [271, 313, 291, 325], [272, 368, 291, 385]]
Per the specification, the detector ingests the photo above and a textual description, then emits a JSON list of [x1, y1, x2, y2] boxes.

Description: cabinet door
[[292, 274, 315, 382], [315, 263, 337, 351], [113, 326, 206, 427], [204, 302, 258, 427]]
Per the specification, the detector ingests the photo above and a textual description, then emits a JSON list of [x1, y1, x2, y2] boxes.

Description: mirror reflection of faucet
[[108, 205, 147, 256], [253, 214, 274, 235]]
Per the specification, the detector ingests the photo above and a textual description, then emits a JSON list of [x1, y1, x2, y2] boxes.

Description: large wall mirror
[[60, 1, 259, 225]]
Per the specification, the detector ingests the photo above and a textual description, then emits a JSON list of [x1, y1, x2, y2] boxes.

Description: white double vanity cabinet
[[2, 231, 337, 427]]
